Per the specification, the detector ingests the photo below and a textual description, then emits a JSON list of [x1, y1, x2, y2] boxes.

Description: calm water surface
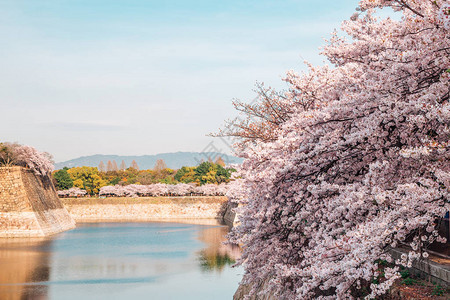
[[0, 222, 242, 300]]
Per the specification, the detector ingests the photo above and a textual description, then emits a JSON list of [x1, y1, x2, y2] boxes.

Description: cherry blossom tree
[[0, 142, 54, 176], [167, 183, 193, 196], [57, 187, 88, 197], [226, 1, 449, 299], [98, 182, 229, 197], [98, 185, 119, 197], [196, 183, 223, 196]]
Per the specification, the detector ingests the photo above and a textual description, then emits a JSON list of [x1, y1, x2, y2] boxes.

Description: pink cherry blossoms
[[227, 1, 449, 299], [438, 3, 450, 29], [0, 142, 54, 176], [57, 187, 88, 197], [98, 183, 230, 197]]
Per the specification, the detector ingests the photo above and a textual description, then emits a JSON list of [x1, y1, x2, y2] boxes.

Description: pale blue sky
[[0, 0, 361, 162]]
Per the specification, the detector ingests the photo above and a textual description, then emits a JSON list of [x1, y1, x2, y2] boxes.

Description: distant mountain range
[[54, 152, 243, 170]]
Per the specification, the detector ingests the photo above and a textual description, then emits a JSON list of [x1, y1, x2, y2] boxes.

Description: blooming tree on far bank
[[58, 182, 232, 198], [97, 182, 230, 197], [57, 187, 88, 197], [226, 0, 449, 299]]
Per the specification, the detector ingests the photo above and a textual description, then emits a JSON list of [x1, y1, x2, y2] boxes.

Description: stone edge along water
[[0, 166, 76, 237], [61, 196, 238, 224]]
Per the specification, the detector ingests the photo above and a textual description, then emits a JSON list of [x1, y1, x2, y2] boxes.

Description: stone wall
[[390, 248, 450, 288], [62, 196, 229, 222], [223, 201, 239, 227], [0, 166, 76, 237], [234, 278, 278, 300]]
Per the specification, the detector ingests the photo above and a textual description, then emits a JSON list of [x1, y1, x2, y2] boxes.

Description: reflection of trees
[[199, 251, 237, 272], [0, 238, 51, 300], [197, 226, 241, 273]]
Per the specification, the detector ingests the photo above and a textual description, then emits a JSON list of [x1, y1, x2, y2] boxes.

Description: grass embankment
[[61, 196, 228, 205]]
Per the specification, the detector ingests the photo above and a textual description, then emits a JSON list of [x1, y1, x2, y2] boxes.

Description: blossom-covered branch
[[0, 142, 54, 176], [226, 0, 449, 299]]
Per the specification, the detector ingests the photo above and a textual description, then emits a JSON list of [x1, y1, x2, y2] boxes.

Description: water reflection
[[0, 238, 52, 300], [197, 226, 241, 272], [0, 222, 242, 300]]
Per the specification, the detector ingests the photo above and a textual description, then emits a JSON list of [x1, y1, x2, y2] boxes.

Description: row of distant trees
[[53, 157, 235, 195], [97, 157, 225, 173], [57, 181, 235, 198], [98, 159, 140, 172]]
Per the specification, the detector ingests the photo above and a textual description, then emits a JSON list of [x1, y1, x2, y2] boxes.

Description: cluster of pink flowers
[[98, 183, 229, 197], [14, 145, 54, 176], [0, 143, 54, 176], [228, 1, 449, 299], [57, 187, 88, 197], [438, 2, 450, 29]]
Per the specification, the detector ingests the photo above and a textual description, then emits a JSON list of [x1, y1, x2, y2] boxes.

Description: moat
[[0, 222, 242, 300]]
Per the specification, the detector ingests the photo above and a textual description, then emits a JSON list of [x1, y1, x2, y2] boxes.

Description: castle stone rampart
[[0, 167, 76, 237]]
